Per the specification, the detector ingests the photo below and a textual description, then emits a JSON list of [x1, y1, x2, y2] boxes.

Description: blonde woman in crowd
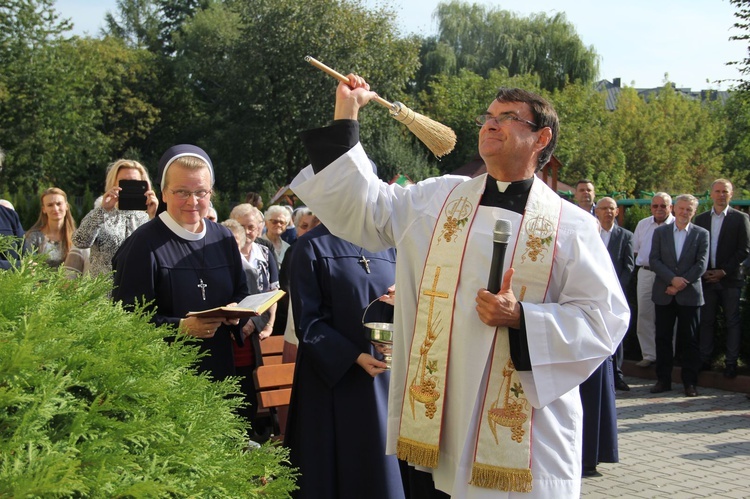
[[72, 159, 158, 277], [24, 187, 77, 268]]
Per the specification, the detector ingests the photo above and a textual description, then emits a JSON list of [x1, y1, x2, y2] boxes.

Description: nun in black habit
[[112, 144, 248, 381], [285, 223, 404, 499]]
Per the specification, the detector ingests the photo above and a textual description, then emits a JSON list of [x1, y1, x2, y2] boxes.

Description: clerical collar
[[159, 211, 206, 241], [479, 175, 534, 214]]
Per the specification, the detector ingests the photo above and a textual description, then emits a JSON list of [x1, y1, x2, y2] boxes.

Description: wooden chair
[[254, 335, 295, 440], [259, 335, 285, 365]]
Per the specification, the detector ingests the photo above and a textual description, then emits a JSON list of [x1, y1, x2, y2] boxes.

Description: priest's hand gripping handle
[[304, 55, 397, 112]]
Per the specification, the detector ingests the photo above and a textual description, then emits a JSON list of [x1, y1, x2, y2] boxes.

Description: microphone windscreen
[[493, 219, 512, 244]]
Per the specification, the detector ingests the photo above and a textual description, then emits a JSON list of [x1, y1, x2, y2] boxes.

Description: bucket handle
[[362, 297, 382, 326]]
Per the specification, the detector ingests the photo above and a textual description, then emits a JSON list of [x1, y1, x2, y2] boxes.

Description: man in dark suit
[[649, 194, 709, 397], [596, 197, 635, 391], [694, 179, 750, 379]]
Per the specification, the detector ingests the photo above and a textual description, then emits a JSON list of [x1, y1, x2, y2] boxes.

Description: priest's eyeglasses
[[170, 189, 212, 200], [475, 113, 538, 129]]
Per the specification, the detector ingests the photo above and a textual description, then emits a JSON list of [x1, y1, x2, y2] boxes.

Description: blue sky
[[55, 0, 746, 90]]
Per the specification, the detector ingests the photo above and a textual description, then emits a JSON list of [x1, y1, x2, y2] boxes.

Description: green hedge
[[0, 239, 297, 497]]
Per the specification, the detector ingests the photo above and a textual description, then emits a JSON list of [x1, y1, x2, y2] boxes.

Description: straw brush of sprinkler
[[305, 56, 456, 158]]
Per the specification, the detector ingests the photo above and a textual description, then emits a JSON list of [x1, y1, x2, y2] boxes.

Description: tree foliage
[[0, 34, 161, 193], [416, 1, 599, 93], [608, 85, 724, 194], [104, 0, 162, 50], [0, 0, 746, 205], [172, 0, 421, 192], [720, 90, 750, 188], [729, 0, 750, 89], [0, 246, 296, 497], [549, 82, 633, 196]]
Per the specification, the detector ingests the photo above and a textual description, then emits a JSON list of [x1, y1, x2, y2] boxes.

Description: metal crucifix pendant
[[197, 278, 208, 300], [358, 255, 371, 274]]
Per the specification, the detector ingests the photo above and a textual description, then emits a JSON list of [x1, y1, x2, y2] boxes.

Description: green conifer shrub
[[0, 241, 297, 497]]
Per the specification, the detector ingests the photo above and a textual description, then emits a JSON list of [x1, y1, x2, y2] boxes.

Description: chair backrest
[[259, 335, 285, 365], [254, 363, 295, 407], [254, 362, 295, 438]]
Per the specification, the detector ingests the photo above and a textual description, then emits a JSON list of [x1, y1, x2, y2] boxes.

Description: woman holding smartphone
[[71, 159, 158, 278]]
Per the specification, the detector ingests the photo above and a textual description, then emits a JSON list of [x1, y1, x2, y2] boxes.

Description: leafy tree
[[174, 0, 421, 198], [0, 0, 72, 190], [368, 126, 440, 183], [104, 0, 208, 54], [104, 0, 162, 50], [0, 0, 71, 52], [417, 1, 599, 93], [549, 82, 634, 196], [728, 0, 750, 89], [717, 90, 750, 189], [158, 0, 207, 53], [0, 34, 161, 196], [609, 84, 724, 194]]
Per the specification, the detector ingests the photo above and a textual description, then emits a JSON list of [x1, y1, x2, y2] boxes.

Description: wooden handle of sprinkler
[[304, 56, 394, 109]]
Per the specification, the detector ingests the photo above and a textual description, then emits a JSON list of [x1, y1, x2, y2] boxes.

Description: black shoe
[[582, 466, 602, 478], [724, 364, 737, 379], [684, 385, 698, 397], [650, 380, 671, 393], [614, 378, 630, 391]]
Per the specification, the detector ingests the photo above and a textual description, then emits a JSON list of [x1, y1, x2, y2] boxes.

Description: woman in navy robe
[[112, 145, 247, 381], [580, 358, 619, 477], [285, 224, 404, 499]]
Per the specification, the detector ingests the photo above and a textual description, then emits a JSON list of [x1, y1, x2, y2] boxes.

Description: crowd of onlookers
[[576, 178, 750, 398], [3, 154, 749, 399], [3, 140, 750, 497], [569, 177, 750, 477], [0, 148, 323, 442]]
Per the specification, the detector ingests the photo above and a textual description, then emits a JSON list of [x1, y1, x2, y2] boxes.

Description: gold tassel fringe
[[469, 463, 533, 493], [397, 437, 440, 468]]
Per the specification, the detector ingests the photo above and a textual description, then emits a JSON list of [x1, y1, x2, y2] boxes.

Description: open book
[[187, 289, 285, 319]]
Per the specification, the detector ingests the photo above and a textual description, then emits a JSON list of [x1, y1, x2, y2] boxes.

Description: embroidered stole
[[396, 174, 562, 493]]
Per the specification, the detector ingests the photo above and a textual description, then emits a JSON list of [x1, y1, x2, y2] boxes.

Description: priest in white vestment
[[291, 78, 630, 498]]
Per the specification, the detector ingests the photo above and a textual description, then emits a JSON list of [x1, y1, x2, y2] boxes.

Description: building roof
[[595, 78, 730, 111]]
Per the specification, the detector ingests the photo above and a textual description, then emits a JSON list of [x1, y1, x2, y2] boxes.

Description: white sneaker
[[635, 359, 654, 367]]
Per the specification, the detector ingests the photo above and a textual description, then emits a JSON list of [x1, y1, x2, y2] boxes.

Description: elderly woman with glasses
[[112, 144, 248, 382], [261, 205, 291, 269]]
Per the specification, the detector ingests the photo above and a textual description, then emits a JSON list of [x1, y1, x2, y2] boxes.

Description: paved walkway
[[581, 369, 750, 498]]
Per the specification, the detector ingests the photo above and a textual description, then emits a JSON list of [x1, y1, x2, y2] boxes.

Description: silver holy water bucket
[[362, 298, 394, 369]]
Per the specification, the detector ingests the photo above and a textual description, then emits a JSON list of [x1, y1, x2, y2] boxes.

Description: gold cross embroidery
[[409, 266, 450, 419]]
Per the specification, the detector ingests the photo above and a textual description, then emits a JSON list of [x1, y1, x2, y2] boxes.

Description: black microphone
[[487, 219, 512, 294]]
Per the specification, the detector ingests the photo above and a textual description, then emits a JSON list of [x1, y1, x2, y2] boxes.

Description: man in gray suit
[[649, 194, 709, 397], [694, 179, 750, 379], [596, 197, 635, 391]]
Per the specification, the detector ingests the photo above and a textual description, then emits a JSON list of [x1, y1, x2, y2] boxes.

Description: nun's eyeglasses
[[170, 189, 212, 200]]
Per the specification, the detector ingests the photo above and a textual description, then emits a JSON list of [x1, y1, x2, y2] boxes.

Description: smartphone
[[118, 179, 148, 211]]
